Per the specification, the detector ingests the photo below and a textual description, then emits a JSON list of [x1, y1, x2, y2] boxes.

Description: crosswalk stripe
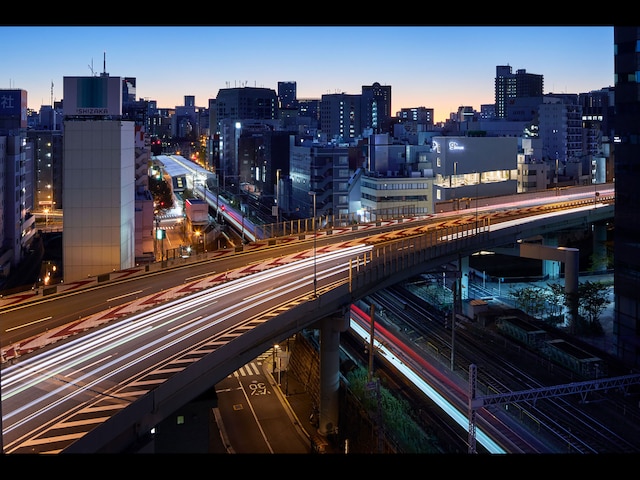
[[229, 361, 262, 378]]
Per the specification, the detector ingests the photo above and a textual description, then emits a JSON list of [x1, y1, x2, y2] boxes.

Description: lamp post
[[272, 344, 280, 385], [194, 230, 201, 254], [452, 162, 458, 210], [241, 212, 245, 244], [451, 279, 456, 371], [276, 168, 281, 236], [215, 174, 220, 223], [47, 183, 53, 217], [44, 208, 49, 228], [592, 159, 598, 208], [474, 171, 479, 234], [308, 191, 317, 297]]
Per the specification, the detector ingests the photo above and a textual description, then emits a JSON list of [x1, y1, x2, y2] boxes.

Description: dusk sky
[[1, 26, 614, 123]]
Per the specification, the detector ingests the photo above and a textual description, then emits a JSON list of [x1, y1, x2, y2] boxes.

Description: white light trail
[[349, 318, 505, 454]]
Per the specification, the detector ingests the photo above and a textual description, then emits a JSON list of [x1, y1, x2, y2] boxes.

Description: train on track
[[495, 315, 607, 379]]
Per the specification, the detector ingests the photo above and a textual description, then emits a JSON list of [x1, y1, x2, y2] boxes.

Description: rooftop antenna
[[101, 51, 108, 77], [88, 58, 95, 76]]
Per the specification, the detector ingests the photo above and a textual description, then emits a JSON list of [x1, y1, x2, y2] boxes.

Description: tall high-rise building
[[361, 82, 392, 134], [538, 95, 583, 164], [277, 81, 297, 110], [214, 87, 279, 179], [495, 65, 544, 120], [0, 89, 36, 280], [396, 107, 434, 126], [62, 74, 135, 283], [613, 26, 640, 367], [28, 129, 63, 210], [320, 92, 362, 143]]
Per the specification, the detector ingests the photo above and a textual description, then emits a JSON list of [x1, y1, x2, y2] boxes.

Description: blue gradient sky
[[1, 26, 614, 123]]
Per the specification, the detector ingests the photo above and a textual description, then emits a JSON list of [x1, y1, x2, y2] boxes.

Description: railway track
[[357, 283, 640, 453]]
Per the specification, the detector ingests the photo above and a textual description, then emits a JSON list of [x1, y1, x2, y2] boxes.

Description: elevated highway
[[0, 190, 614, 453]]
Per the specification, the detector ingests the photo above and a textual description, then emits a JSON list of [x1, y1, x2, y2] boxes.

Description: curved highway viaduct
[[1, 195, 614, 453]]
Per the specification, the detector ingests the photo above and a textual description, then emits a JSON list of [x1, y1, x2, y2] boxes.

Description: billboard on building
[[63, 76, 122, 116], [0, 89, 28, 128]]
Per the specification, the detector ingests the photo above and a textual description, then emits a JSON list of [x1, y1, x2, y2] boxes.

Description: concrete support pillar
[[318, 309, 349, 437], [592, 223, 608, 272], [460, 255, 470, 300], [542, 235, 561, 279], [519, 242, 579, 331], [564, 247, 580, 334]]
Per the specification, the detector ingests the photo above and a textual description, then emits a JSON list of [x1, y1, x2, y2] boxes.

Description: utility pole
[[475, 171, 479, 234], [365, 303, 384, 453], [451, 258, 461, 371], [309, 191, 317, 297], [451, 279, 457, 371], [368, 304, 375, 382], [276, 168, 281, 236]]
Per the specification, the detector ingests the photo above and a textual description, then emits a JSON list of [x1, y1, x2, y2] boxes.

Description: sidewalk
[[263, 346, 340, 454], [266, 350, 310, 440]]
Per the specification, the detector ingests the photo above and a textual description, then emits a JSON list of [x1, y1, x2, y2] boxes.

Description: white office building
[[62, 75, 135, 282]]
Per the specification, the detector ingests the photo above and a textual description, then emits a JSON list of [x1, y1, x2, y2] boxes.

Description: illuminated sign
[[76, 108, 110, 115], [448, 141, 465, 151], [63, 76, 122, 117], [0, 90, 28, 128]]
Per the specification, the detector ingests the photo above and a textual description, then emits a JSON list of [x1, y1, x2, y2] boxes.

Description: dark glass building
[[613, 26, 640, 367], [495, 65, 544, 120], [362, 82, 392, 134]]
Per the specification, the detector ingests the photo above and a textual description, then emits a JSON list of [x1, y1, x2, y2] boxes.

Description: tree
[[510, 280, 611, 336], [149, 175, 174, 212], [508, 285, 547, 319], [546, 282, 566, 326], [576, 281, 611, 335]]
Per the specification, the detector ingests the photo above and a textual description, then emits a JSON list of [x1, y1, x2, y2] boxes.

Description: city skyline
[[1, 25, 614, 123]]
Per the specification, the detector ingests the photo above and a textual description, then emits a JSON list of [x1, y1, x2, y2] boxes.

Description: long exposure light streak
[[2, 244, 373, 442], [349, 317, 506, 454]]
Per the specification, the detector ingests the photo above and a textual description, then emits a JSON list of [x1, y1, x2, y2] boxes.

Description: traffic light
[[221, 205, 225, 212]]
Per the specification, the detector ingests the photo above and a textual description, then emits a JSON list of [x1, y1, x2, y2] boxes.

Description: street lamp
[[241, 212, 245, 244], [451, 279, 456, 371], [214, 173, 221, 223], [308, 191, 317, 297], [592, 158, 598, 208], [452, 162, 458, 210], [47, 183, 53, 214], [194, 230, 201, 253], [272, 344, 281, 386], [474, 171, 479, 234], [276, 168, 281, 236]]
